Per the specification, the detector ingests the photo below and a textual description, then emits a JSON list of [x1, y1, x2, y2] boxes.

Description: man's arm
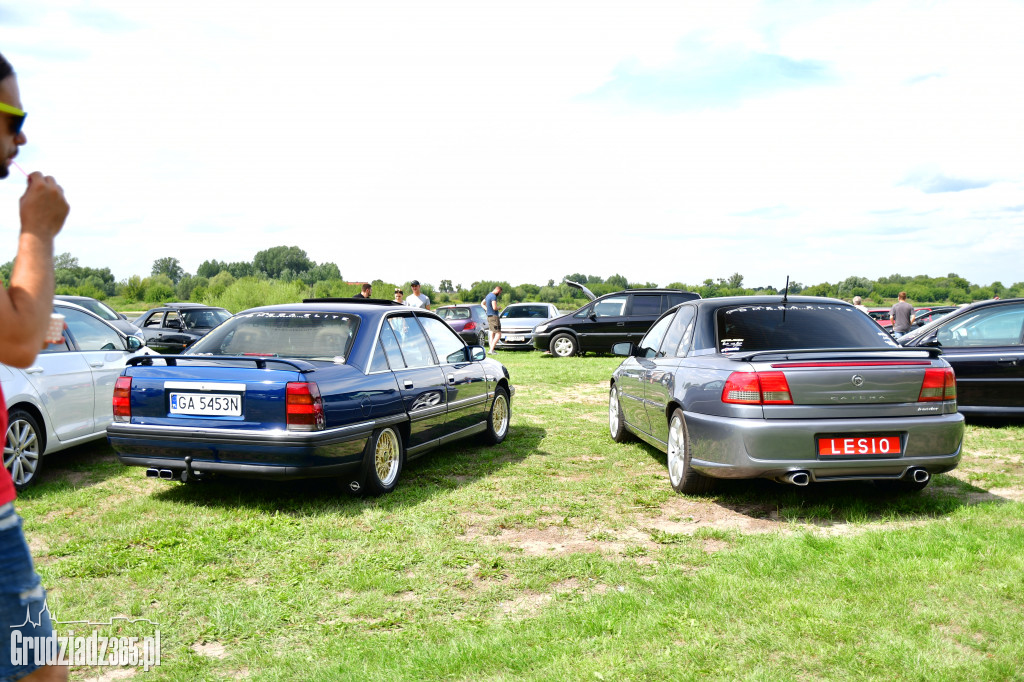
[[0, 173, 69, 368]]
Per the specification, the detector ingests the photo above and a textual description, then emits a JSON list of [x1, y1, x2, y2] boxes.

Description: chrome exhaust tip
[[158, 469, 174, 480], [145, 468, 159, 478], [911, 468, 930, 484], [781, 471, 810, 486]]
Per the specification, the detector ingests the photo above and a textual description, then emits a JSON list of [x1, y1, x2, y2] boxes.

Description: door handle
[[89, 362, 104, 368], [997, 358, 1018, 365], [447, 375, 456, 384], [404, 380, 414, 389], [25, 367, 44, 374], [616, 322, 625, 326]]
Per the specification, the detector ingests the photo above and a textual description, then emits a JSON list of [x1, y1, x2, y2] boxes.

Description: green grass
[[18, 351, 1024, 680]]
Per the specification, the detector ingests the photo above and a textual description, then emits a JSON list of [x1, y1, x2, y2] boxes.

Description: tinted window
[[666, 293, 694, 308], [388, 316, 436, 368], [662, 305, 696, 357], [188, 311, 359, 360], [62, 308, 123, 351], [379, 324, 406, 369], [501, 305, 552, 319], [637, 313, 674, 358], [936, 305, 1024, 347], [419, 316, 467, 363], [593, 296, 628, 317], [716, 304, 894, 353], [164, 311, 182, 329], [630, 294, 662, 316], [143, 312, 163, 328], [183, 309, 231, 329]]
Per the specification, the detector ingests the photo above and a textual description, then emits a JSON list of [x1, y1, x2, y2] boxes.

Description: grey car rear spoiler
[[727, 347, 944, 362]]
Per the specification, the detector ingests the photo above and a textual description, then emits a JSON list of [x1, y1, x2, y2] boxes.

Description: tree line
[[9, 245, 1019, 313]]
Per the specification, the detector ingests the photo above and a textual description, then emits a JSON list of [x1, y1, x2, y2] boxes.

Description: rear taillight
[[286, 381, 325, 431], [464, 321, 477, 330], [919, 367, 957, 402], [113, 376, 132, 422], [722, 371, 793, 405]]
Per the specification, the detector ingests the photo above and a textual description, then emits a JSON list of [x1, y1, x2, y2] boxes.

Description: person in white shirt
[[405, 280, 430, 310], [852, 296, 869, 314]]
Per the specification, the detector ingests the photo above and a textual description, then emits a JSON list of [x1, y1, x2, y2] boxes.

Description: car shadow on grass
[[20, 440, 126, 498], [147, 425, 547, 515], [636, 443, 1005, 525]]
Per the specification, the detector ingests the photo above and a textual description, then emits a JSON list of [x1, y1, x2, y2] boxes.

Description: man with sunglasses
[[0, 52, 71, 682]]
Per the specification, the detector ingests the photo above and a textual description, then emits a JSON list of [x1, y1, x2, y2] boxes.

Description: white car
[[2, 300, 153, 489], [494, 302, 561, 351]]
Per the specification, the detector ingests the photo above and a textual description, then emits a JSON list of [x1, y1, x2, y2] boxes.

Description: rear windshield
[[187, 311, 359, 361], [437, 308, 471, 320], [717, 304, 895, 353], [501, 305, 550, 319], [182, 308, 232, 329]]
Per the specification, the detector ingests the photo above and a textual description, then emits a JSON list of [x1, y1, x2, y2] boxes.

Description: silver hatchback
[[609, 296, 964, 494]]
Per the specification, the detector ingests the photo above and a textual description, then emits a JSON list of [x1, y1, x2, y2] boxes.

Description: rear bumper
[[106, 418, 389, 480], [682, 410, 965, 481]]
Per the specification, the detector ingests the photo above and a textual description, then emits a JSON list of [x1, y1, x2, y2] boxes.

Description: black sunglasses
[[0, 102, 26, 135]]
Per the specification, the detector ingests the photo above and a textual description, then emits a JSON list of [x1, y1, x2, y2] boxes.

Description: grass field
[[18, 351, 1024, 681]]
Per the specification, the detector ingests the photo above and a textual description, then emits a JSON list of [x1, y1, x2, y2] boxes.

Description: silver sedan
[[2, 300, 151, 489]]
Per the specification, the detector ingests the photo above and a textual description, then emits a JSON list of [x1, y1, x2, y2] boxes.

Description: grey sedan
[[609, 296, 964, 494]]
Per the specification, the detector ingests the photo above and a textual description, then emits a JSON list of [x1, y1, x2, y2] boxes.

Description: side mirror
[[118, 312, 128, 320], [612, 342, 636, 357], [920, 334, 941, 347], [126, 336, 144, 352], [468, 345, 487, 361], [166, 320, 182, 330]]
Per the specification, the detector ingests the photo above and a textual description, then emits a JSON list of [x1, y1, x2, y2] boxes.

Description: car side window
[[419, 316, 467, 364], [143, 312, 163, 328], [637, 313, 674, 358], [630, 294, 662, 316], [164, 311, 181, 329], [62, 308, 124, 351], [937, 305, 1024, 347], [388, 316, 436, 368], [662, 305, 696, 357], [594, 296, 628, 317], [369, 339, 390, 373], [378, 323, 406, 370]]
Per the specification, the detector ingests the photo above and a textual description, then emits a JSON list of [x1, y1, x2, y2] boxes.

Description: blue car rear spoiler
[[127, 355, 318, 373], [727, 347, 944, 362]]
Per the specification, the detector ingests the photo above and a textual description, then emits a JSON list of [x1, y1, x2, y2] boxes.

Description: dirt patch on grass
[[192, 641, 228, 659]]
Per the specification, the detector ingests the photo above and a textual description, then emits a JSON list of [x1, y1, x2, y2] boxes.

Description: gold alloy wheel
[[491, 393, 509, 438], [374, 428, 400, 486]]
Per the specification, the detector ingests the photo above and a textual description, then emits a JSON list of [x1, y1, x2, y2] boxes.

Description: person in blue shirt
[[481, 285, 502, 354]]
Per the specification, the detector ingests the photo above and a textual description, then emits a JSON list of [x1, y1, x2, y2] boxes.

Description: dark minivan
[[533, 285, 700, 357]]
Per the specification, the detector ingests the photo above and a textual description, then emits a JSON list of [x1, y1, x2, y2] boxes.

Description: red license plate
[[818, 435, 901, 457]]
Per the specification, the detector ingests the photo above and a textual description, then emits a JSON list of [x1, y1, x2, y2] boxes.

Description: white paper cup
[[45, 313, 65, 345]]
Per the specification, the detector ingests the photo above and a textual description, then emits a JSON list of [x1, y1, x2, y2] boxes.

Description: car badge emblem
[[851, 375, 864, 387]]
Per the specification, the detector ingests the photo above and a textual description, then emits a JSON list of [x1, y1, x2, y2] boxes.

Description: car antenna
[[781, 275, 789, 305]]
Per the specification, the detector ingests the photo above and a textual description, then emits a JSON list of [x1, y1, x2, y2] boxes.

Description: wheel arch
[[6, 401, 48, 454]]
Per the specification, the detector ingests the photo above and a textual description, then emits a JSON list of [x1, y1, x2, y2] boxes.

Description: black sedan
[[898, 298, 1024, 416], [135, 303, 232, 353], [609, 296, 963, 493]]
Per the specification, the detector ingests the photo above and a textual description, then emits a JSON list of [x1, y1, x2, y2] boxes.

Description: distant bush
[[144, 283, 174, 303], [205, 277, 308, 313]]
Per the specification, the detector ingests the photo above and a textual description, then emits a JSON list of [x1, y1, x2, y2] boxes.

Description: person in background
[[394, 288, 404, 304], [889, 291, 915, 338], [481, 285, 502, 355], [0, 51, 71, 682], [405, 280, 430, 309], [852, 296, 869, 313], [352, 283, 372, 299]]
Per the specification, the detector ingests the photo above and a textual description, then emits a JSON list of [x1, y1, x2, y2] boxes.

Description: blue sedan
[[107, 299, 513, 495]]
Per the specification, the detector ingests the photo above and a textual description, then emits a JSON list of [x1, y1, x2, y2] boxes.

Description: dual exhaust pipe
[[146, 468, 176, 480], [778, 467, 930, 487]]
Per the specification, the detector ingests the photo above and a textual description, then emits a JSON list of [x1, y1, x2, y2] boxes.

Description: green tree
[[253, 246, 313, 279], [197, 259, 228, 278], [152, 257, 185, 284], [727, 272, 744, 289]]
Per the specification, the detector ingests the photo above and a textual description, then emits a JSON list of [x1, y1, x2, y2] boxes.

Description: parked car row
[[6, 294, 1021, 496]]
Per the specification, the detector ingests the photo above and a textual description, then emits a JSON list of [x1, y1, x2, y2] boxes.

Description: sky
[[1, 0, 1023, 292]]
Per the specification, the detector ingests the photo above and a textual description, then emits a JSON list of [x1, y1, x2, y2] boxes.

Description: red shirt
[[0, 385, 15, 504]]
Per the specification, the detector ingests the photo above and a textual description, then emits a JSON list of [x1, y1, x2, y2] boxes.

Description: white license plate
[[169, 392, 242, 416], [504, 335, 525, 342]]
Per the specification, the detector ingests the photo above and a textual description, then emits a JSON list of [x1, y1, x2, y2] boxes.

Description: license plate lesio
[[818, 435, 901, 457]]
